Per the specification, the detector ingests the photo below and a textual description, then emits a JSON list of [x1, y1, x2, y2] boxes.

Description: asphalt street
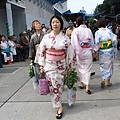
[[0, 54, 120, 120]]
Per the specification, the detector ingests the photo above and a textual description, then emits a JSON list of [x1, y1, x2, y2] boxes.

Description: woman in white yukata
[[71, 16, 94, 94], [94, 18, 117, 88], [35, 15, 75, 119]]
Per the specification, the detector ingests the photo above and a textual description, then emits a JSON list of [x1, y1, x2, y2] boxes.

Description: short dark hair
[[76, 16, 84, 27], [50, 15, 64, 31], [98, 18, 106, 28]]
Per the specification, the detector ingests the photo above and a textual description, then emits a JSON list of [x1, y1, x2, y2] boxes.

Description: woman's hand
[[35, 44, 39, 51], [0, 45, 3, 50], [40, 68, 45, 73], [68, 67, 72, 73], [30, 60, 34, 64]]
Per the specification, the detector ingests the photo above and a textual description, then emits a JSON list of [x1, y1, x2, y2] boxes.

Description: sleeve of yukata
[[65, 37, 76, 69], [34, 36, 46, 67], [89, 29, 95, 53], [111, 32, 118, 58], [29, 36, 35, 60], [71, 29, 82, 55], [94, 31, 100, 51], [111, 32, 117, 48]]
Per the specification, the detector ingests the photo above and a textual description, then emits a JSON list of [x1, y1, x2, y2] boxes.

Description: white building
[[0, 0, 68, 39]]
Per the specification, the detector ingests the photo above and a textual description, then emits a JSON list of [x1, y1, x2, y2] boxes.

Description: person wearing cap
[[19, 31, 29, 59], [66, 20, 74, 39]]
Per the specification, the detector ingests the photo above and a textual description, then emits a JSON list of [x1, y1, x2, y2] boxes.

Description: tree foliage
[[65, 68, 78, 91], [94, 0, 120, 16]]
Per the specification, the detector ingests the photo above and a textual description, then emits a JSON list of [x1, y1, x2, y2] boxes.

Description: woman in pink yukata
[[35, 15, 75, 119], [71, 16, 94, 94]]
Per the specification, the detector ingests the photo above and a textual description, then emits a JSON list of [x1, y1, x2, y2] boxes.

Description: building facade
[[0, 0, 67, 39]]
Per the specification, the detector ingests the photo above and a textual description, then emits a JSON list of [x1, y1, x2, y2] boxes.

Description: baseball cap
[[68, 21, 74, 27]]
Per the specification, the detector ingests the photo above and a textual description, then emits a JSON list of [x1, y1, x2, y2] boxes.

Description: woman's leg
[[1, 52, 7, 63], [10, 52, 13, 62], [46, 71, 64, 118]]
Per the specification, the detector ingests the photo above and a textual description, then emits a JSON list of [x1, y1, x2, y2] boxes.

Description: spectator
[[41, 24, 47, 34], [0, 42, 3, 68], [27, 29, 33, 42], [0, 35, 13, 64], [8, 36, 17, 62], [29, 19, 44, 89], [65, 20, 74, 39], [12, 35, 26, 61], [19, 31, 29, 59]]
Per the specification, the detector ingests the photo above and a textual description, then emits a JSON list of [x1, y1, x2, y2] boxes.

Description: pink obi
[[46, 49, 66, 61]]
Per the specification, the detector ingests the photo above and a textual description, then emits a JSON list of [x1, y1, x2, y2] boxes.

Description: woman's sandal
[[56, 111, 63, 119], [86, 89, 92, 94], [79, 82, 84, 89], [101, 81, 105, 88], [79, 85, 84, 89], [107, 82, 112, 87]]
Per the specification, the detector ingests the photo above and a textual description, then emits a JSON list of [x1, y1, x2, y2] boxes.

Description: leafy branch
[[65, 68, 78, 91]]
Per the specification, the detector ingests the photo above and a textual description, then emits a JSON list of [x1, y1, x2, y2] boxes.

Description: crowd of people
[[0, 15, 120, 119], [31, 15, 119, 119], [0, 23, 49, 68]]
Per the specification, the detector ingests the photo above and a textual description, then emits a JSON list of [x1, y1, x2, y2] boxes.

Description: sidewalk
[[0, 56, 120, 120]]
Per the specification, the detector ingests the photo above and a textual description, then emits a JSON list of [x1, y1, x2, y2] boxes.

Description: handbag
[[39, 73, 49, 95]]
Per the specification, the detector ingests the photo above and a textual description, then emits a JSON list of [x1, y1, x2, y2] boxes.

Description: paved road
[[0, 57, 120, 120]]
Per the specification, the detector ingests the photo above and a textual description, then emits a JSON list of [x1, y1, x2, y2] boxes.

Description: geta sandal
[[86, 89, 92, 94], [107, 82, 112, 87], [56, 111, 63, 119], [101, 81, 105, 88], [79, 85, 84, 89]]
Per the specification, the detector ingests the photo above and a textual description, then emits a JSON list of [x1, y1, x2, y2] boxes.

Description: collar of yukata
[[99, 27, 107, 30], [80, 24, 87, 28]]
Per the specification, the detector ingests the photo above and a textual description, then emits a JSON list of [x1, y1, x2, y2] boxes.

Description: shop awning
[[62, 10, 87, 22]]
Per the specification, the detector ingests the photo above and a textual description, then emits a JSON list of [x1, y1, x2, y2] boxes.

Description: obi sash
[[46, 49, 66, 61], [100, 40, 113, 49], [79, 40, 91, 48]]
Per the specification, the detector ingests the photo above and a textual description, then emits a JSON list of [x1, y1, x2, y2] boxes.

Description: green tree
[[94, 0, 120, 16]]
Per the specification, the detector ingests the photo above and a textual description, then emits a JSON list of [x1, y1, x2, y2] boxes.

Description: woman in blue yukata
[[94, 18, 117, 88]]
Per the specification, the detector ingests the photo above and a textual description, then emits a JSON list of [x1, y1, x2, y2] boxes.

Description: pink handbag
[[39, 74, 49, 95]]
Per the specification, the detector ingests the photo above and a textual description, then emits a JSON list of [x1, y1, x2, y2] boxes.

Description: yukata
[[35, 31, 75, 108], [71, 24, 94, 85], [94, 27, 117, 80]]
